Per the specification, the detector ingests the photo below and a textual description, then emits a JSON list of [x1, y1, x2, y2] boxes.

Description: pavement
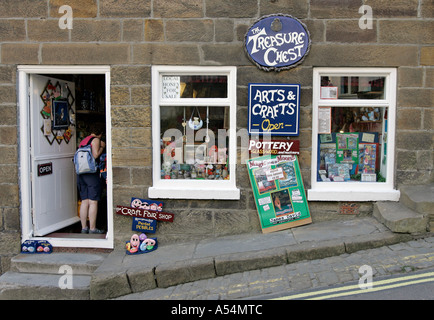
[[90, 216, 423, 299]]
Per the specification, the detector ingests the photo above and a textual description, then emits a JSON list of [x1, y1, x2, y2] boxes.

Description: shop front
[[0, 1, 432, 273]]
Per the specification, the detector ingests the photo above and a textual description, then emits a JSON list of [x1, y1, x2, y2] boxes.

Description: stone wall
[[0, 0, 433, 271]]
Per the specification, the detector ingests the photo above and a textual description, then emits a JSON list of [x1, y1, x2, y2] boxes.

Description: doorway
[[18, 66, 113, 249]]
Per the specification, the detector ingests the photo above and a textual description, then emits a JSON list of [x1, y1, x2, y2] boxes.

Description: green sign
[[246, 154, 311, 233]]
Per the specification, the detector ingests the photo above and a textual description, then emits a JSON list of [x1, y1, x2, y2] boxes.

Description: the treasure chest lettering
[[245, 14, 311, 71]]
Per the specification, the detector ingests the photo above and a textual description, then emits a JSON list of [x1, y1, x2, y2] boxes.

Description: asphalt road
[[268, 268, 434, 300]]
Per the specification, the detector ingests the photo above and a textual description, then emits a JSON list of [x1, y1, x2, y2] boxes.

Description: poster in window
[[246, 154, 311, 233]]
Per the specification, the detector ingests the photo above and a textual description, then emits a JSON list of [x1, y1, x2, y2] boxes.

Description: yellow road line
[[272, 271, 434, 300]]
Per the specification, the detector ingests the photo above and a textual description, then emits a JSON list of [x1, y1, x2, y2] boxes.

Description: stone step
[[373, 201, 429, 234], [10, 253, 107, 275], [400, 184, 434, 216], [0, 271, 91, 300]]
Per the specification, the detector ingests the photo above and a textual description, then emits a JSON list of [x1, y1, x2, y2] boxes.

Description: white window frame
[[149, 66, 240, 200], [309, 67, 400, 201]]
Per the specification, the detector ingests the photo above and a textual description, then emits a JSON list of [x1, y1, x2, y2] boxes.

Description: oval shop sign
[[244, 14, 311, 72]]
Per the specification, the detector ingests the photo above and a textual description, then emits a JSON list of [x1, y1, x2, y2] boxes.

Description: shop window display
[[150, 66, 239, 200], [310, 68, 398, 201]]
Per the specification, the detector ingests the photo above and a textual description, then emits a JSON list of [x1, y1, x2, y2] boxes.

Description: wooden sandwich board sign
[[246, 154, 311, 233]]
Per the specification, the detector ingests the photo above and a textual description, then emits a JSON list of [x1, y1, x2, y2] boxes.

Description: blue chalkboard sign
[[244, 14, 311, 71], [248, 83, 300, 136]]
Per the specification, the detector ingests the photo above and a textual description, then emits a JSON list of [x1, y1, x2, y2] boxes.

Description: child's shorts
[[77, 173, 101, 201]]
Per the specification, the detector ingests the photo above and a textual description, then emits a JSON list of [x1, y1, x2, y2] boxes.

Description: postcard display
[[247, 154, 311, 233]]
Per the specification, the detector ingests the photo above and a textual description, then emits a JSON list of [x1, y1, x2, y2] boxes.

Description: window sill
[[307, 188, 400, 202], [149, 186, 240, 200]]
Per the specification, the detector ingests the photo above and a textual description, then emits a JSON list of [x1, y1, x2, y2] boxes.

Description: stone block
[[379, 21, 434, 44], [0, 86, 16, 104], [421, 47, 434, 66], [201, 44, 251, 65], [165, 19, 214, 42], [0, 165, 18, 185], [0, 146, 17, 165], [205, 0, 258, 18], [423, 109, 433, 130], [0, 0, 47, 18], [126, 266, 156, 292], [215, 19, 235, 42], [396, 151, 417, 171], [122, 19, 144, 42], [0, 20, 26, 41], [214, 248, 287, 276], [71, 20, 121, 42], [397, 131, 432, 151], [0, 106, 16, 125], [112, 147, 151, 166], [286, 240, 345, 263], [398, 88, 433, 108], [50, 0, 97, 18], [132, 44, 200, 65], [326, 20, 376, 43], [397, 108, 421, 130], [100, 0, 151, 17], [111, 106, 151, 127], [27, 19, 69, 42], [310, 0, 362, 18], [155, 258, 215, 288], [260, 0, 309, 18], [304, 44, 418, 67], [145, 19, 164, 42], [110, 86, 130, 106], [111, 66, 151, 86], [154, 0, 203, 18], [373, 202, 428, 234], [398, 67, 424, 87], [90, 271, 131, 300], [0, 185, 19, 207], [41, 43, 130, 64], [131, 86, 151, 106], [365, 0, 418, 17], [1, 44, 39, 64], [344, 231, 412, 253]]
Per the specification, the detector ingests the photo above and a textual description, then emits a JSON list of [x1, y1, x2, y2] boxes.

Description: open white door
[[29, 75, 79, 236]]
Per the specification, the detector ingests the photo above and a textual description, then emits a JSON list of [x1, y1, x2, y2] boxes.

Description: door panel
[[30, 75, 78, 236]]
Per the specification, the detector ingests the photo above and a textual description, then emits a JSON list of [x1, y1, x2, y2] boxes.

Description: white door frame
[[18, 65, 113, 249]]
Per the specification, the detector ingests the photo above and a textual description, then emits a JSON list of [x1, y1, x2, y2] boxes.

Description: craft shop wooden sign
[[248, 83, 300, 136], [116, 205, 174, 222], [244, 14, 311, 71]]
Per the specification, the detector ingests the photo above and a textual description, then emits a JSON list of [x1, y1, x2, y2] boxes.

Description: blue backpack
[[74, 137, 97, 175]]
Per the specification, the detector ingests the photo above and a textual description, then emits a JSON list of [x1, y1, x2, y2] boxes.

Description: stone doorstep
[[10, 252, 108, 275], [399, 184, 434, 216], [0, 271, 91, 300], [374, 202, 429, 234], [89, 231, 412, 300]]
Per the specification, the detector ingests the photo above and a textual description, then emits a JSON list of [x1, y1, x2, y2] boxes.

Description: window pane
[[162, 75, 228, 99], [320, 76, 385, 99], [317, 106, 387, 183], [160, 106, 230, 180]]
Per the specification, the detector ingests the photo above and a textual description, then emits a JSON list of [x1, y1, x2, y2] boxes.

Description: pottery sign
[[244, 14, 311, 71]]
